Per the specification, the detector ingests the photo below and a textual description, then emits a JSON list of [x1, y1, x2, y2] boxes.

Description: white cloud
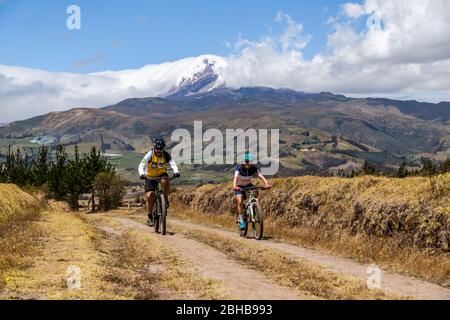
[[337, 0, 450, 64], [1, 0, 450, 122], [0, 55, 227, 122], [275, 11, 313, 51], [341, 3, 365, 18], [223, 0, 450, 99]]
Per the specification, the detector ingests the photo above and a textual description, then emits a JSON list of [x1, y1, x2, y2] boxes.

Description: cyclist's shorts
[[144, 173, 169, 193], [234, 183, 254, 198]]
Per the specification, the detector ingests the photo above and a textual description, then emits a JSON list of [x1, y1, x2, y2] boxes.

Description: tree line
[[334, 158, 450, 179], [0, 144, 125, 212]]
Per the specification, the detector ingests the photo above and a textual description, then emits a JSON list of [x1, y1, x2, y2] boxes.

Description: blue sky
[[0, 0, 346, 73], [2, 0, 450, 122]]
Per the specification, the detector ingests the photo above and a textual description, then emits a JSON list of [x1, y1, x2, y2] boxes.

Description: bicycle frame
[[144, 174, 178, 235], [145, 176, 167, 201], [239, 187, 265, 222], [244, 190, 258, 222]]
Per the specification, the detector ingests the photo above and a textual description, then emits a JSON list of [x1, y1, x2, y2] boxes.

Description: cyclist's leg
[[146, 191, 155, 214], [235, 194, 244, 216], [160, 173, 170, 208], [160, 174, 170, 198], [240, 184, 253, 204], [145, 179, 157, 221], [234, 193, 247, 234]]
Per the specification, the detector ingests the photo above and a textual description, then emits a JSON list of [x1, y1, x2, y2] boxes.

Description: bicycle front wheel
[[251, 202, 264, 240], [159, 194, 167, 235], [154, 196, 161, 233]]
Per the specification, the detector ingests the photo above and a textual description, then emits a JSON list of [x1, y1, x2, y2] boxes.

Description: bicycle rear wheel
[[251, 202, 264, 240]]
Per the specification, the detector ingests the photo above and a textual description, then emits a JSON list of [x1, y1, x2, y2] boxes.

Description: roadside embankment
[[0, 184, 43, 290]]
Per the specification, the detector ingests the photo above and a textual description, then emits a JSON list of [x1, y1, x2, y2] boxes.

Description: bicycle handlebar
[[236, 186, 269, 191], [142, 175, 179, 182]]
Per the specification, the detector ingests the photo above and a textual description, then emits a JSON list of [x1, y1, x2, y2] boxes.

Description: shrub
[[93, 171, 126, 212]]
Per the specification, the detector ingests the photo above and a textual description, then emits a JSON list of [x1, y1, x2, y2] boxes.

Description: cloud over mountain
[[1, 0, 450, 122]]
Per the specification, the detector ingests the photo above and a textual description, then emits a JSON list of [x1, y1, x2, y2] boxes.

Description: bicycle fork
[[247, 200, 257, 222]]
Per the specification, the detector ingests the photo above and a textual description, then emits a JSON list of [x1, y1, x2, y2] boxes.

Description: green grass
[[0, 138, 39, 153]]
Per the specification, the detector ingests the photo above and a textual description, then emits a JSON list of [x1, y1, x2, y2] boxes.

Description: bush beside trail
[[172, 175, 450, 252]]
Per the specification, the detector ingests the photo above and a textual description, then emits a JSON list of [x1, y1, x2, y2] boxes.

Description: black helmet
[[153, 138, 166, 150]]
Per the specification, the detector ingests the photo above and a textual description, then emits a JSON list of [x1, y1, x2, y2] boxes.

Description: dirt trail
[[169, 218, 450, 300], [114, 217, 309, 300]]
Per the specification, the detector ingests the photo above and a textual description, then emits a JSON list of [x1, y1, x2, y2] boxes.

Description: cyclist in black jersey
[[233, 151, 271, 231]]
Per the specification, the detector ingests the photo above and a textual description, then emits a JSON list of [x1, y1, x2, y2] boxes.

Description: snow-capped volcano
[[0, 55, 228, 121], [93, 54, 227, 98], [164, 56, 227, 97]]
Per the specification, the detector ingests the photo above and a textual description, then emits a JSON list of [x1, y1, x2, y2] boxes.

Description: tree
[[421, 158, 437, 176], [2, 146, 30, 185], [421, 158, 442, 198], [93, 171, 125, 211], [47, 144, 68, 200], [31, 145, 49, 186], [0, 162, 4, 183], [397, 160, 409, 178], [83, 147, 114, 212], [0, 146, 13, 183], [362, 160, 376, 175], [441, 158, 450, 173], [63, 145, 88, 211]]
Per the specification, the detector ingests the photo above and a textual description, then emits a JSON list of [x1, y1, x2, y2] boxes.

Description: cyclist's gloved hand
[[140, 175, 146, 180], [264, 185, 272, 190], [174, 172, 181, 178], [233, 186, 241, 191]]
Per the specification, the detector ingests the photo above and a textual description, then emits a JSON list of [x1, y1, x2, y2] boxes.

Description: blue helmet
[[244, 151, 254, 162]]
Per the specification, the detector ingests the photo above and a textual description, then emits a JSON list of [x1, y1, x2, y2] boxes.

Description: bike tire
[[252, 202, 264, 240], [159, 194, 167, 235], [241, 215, 248, 238], [154, 196, 161, 233]]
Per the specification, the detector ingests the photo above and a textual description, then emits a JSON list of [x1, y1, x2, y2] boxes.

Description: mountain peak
[[164, 56, 226, 98]]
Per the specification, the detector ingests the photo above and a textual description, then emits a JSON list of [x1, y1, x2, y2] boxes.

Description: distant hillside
[[367, 98, 450, 122], [0, 108, 170, 154], [103, 98, 185, 118], [1, 87, 449, 180]]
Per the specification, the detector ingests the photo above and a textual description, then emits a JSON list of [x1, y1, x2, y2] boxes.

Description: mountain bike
[[145, 175, 178, 235], [237, 186, 266, 240]]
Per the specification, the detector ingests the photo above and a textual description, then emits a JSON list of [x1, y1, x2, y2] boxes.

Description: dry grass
[[0, 184, 41, 218], [1, 209, 125, 300], [86, 214, 228, 300], [170, 175, 450, 287], [263, 221, 450, 287], [91, 229, 162, 299], [173, 206, 450, 287], [0, 184, 43, 291], [173, 225, 396, 300]]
